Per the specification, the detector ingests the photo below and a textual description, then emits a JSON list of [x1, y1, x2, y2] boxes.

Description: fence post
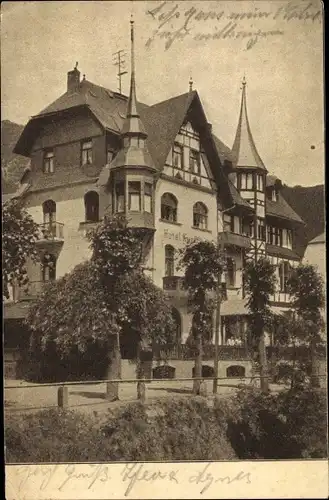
[[58, 385, 69, 408]]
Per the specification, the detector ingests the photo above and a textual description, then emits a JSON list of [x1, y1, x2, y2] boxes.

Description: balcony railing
[[38, 222, 64, 241], [218, 231, 251, 249], [163, 276, 185, 291], [19, 281, 47, 301]]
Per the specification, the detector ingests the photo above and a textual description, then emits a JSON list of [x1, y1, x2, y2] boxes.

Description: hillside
[[1, 120, 324, 255], [281, 184, 325, 257], [1, 120, 29, 194]]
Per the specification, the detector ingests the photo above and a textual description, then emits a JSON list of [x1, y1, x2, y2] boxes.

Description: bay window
[[128, 181, 141, 211], [144, 183, 153, 213], [115, 182, 125, 212]]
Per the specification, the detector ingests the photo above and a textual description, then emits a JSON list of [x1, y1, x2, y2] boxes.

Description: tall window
[[193, 202, 208, 229], [173, 143, 184, 169], [161, 193, 178, 222], [42, 253, 56, 282], [43, 200, 56, 224], [115, 182, 125, 213], [189, 149, 201, 175], [226, 258, 236, 287], [286, 229, 292, 248], [257, 174, 264, 192], [279, 261, 291, 292], [144, 183, 153, 213], [165, 245, 175, 277], [128, 181, 141, 211], [257, 218, 266, 240], [84, 191, 99, 222], [224, 215, 235, 233], [43, 150, 54, 173], [81, 140, 92, 166], [267, 226, 283, 246], [239, 172, 254, 190]]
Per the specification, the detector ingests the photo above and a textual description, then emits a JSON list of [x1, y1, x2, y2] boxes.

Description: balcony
[[163, 276, 185, 292], [37, 222, 64, 243], [218, 231, 251, 250], [19, 281, 46, 301]]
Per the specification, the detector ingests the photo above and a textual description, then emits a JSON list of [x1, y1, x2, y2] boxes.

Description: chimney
[[67, 62, 80, 94]]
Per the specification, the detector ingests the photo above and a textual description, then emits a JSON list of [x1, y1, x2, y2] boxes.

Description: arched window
[[193, 202, 208, 229], [84, 191, 99, 222], [161, 193, 178, 222], [226, 258, 236, 287], [165, 245, 175, 277], [43, 200, 56, 224], [42, 253, 56, 282]]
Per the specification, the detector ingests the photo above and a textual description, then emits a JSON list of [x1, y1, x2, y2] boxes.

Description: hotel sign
[[163, 229, 200, 245]]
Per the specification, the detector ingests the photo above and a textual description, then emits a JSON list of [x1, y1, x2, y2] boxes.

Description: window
[[286, 229, 292, 248], [161, 193, 178, 222], [189, 149, 201, 175], [43, 150, 54, 173], [128, 181, 141, 211], [42, 253, 56, 282], [279, 261, 291, 292], [84, 191, 99, 222], [257, 218, 266, 241], [42, 199, 56, 237], [267, 226, 282, 246], [43, 200, 56, 224], [193, 202, 208, 229], [115, 182, 125, 213], [144, 183, 153, 213], [81, 140, 92, 166], [257, 174, 264, 192], [271, 189, 279, 201], [223, 215, 235, 233], [165, 245, 175, 277], [226, 258, 236, 287], [239, 172, 254, 190], [173, 143, 184, 169]]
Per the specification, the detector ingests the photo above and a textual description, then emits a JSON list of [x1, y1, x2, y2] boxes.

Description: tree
[[2, 198, 40, 299], [179, 240, 224, 395], [28, 214, 175, 400], [243, 258, 277, 393], [286, 263, 325, 388]]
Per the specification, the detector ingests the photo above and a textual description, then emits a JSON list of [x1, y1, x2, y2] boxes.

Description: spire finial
[[189, 76, 193, 92], [242, 74, 246, 87], [75, 61, 78, 70]]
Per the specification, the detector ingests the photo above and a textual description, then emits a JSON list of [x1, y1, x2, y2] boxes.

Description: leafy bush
[[6, 389, 327, 463], [227, 387, 328, 459], [6, 397, 236, 463]]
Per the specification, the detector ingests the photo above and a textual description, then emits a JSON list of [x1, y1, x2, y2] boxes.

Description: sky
[[1, 0, 324, 187]]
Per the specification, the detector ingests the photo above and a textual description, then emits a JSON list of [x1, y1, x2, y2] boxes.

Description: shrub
[[6, 397, 236, 463]]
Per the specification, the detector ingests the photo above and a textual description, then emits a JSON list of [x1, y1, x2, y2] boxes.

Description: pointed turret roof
[[231, 77, 267, 171], [110, 17, 154, 172]]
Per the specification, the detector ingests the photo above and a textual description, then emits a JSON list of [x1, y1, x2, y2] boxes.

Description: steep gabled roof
[[231, 78, 267, 171], [267, 193, 304, 224]]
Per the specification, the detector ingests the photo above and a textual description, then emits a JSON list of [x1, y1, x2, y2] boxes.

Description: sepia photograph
[[2, 0, 327, 498]]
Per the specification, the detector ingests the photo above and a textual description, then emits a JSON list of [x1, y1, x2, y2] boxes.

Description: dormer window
[[271, 189, 279, 201], [189, 149, 201, 175], [43, 150, 54, 173], [81, 140, 92, 166], [173, 143, 184, 169]]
